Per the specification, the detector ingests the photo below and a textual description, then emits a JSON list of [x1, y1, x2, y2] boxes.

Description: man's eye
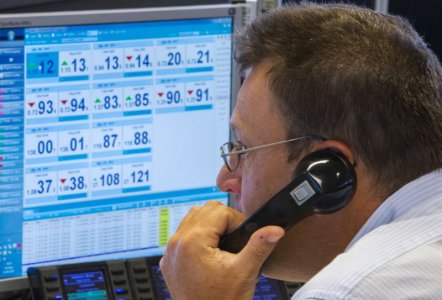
[[237, 144, 248, 153], [235, 141, 247, 151]]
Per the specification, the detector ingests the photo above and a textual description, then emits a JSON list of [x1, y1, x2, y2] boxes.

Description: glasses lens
[[221, 142, 239, 171]]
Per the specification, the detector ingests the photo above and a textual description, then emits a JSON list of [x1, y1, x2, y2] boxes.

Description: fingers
[[160, 201, 253, 300], [175, 201, 246, 242]]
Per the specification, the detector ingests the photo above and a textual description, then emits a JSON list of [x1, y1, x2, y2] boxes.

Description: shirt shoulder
[[292, 212, 442, 300], [350, 238, 442, 299]]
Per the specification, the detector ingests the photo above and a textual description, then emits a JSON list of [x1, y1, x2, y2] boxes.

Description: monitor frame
[[0, 3, 243, 292]]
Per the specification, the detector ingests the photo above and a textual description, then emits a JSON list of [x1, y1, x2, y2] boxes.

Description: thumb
[[235, 226, 285, 275]]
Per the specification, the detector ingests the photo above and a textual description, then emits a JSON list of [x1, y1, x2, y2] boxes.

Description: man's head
[[235, 3, 442, 194], [217, 3, 442, 281]]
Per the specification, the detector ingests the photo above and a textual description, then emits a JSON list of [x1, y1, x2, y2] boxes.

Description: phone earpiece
[[219, 149, 357, 253], [294, 149, 356, 213]]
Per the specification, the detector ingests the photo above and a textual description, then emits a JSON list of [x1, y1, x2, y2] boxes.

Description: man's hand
[[160, 201, 285, 300]]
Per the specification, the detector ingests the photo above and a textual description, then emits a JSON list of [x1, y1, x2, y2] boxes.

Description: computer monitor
[[0, 4, 243, 291]]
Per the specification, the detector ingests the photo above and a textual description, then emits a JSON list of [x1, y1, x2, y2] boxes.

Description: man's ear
[[312, 140, 356, 167]]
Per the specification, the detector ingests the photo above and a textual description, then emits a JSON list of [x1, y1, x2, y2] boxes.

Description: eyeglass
[[220, 135, 326, 172]]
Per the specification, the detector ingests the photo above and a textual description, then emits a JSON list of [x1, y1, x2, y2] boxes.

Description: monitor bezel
[[0, 3, 242, 292]]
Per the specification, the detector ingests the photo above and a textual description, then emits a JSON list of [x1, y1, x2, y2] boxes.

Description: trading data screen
[[0, 16, 232, 277]]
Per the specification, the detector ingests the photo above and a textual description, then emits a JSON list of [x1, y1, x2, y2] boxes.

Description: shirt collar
[[346, 169, 442, 250]]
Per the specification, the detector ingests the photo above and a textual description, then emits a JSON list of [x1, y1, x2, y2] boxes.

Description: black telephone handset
[[219, 149, 357, 253]]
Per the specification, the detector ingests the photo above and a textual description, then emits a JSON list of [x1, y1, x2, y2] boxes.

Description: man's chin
[[260, 253, 307, 283], [259, 239, 286, 278], [260, 254, 289, 281], [259, 236, 313, 283]]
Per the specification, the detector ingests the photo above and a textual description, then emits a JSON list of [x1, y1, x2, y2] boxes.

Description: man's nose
[[216, 164, 241, 194]]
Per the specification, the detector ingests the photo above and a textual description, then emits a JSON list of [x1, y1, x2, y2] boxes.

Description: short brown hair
[[235, 3, 442, 193]]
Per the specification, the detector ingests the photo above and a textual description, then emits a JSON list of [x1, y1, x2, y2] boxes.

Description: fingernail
[[266, 233, 284, 243]]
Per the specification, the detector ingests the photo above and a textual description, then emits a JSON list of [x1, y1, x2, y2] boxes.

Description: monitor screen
[[0, 4, 242, 289]]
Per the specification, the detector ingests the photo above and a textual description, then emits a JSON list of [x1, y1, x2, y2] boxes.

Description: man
[[160, 3, 442, 299]]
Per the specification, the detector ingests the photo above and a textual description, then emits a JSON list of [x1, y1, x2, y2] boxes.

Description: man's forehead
[[229, 85, 249, 132], [229, 110, 241, 138], [232, 68, 269, 127]]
